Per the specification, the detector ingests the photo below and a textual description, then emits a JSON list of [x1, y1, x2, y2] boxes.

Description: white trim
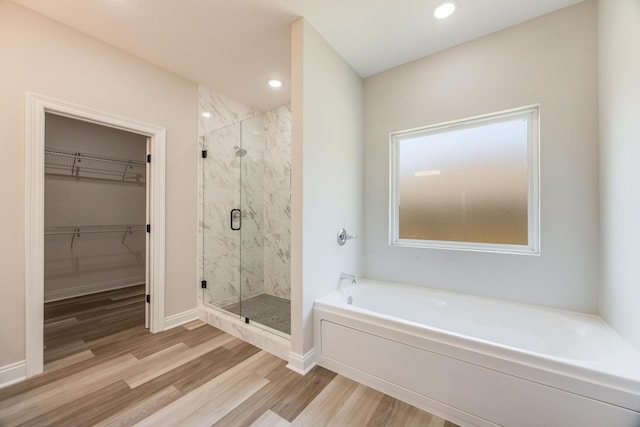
[[0, 360, 27, 389], [44, 280, 145, 303], [286, 349, 317, 375], [164, 308, 199, 330], [25, 93, 166, 378], [199, 305, 290, 361], [25, 94, 45, 377]]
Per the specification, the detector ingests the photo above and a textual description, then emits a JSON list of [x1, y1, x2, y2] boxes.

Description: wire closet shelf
[[45, 146, 146, 182], [45, 224, 146, 248]]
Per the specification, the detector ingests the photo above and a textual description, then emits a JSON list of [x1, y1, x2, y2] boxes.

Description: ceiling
[[12, 0, 585, 111]]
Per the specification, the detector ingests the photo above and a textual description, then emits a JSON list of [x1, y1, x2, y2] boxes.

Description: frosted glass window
[[390, 106, 539, 254]]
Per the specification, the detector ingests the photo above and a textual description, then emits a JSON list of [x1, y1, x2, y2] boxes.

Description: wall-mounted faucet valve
[[337, 228, 357, 246]]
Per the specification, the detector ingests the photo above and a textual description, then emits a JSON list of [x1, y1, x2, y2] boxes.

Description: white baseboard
[[44, 279, 145, 302], [164, 308, 198, 331], [164, 308, 199, 330], [0, 360, 26, 389], [287, 349, 317, 375]]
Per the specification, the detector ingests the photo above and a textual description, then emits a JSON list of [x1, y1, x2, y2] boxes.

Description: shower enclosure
[[201, 106, 291, 336]]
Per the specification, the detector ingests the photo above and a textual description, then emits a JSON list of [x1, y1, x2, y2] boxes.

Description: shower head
[[234, 146, 248, 157]]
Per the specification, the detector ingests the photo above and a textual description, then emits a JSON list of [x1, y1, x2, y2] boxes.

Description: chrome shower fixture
[[234, 146, 248, 157], [337, 228, 357, 245]]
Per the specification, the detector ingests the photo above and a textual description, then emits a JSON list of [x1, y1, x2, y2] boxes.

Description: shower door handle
[[230, 209, 241, 231]]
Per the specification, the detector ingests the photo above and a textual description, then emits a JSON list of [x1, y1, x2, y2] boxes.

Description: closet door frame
[[25, 93, 166, 377]]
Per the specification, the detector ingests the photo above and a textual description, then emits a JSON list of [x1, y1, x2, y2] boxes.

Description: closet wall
[[44, 113, 147, 301]]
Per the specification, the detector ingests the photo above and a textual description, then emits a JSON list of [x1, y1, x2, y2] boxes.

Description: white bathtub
[[314, 279, 640, 427]]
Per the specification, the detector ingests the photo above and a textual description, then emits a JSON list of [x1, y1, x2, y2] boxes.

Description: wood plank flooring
[[43, 285, 147, 364], [0, 287, 461, 426]]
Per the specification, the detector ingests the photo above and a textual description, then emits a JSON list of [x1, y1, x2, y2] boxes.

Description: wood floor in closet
[[0, 287, 460, 426]]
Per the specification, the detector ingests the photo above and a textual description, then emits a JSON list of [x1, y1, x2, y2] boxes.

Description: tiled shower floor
[[222, 293, 291, 335]]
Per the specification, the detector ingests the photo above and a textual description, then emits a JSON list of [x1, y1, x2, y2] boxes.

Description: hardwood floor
[[43, 285, 147, 365], [0, 287, 460, 426]]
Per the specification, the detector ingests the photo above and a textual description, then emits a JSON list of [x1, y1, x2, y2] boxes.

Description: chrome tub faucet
[[339, 272, 357, 284]]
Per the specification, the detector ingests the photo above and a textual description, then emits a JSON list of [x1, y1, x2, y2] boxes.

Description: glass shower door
[[237, 115, 268, 329], [201, 123, 241, 314], [201, 108, 291, 336], [239, 113, 291, 335]]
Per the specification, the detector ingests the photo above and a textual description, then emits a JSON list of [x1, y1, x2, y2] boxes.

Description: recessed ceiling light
[[201, 111, 212, 118], [434, 2, 456, 19], [268, 79, 283, 88]]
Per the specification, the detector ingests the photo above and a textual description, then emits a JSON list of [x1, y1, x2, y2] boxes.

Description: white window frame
[[389, 105, 540, 255]]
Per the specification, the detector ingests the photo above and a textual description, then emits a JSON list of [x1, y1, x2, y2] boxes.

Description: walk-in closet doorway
[[44, 114, 148, 365], [25, 94, 167, 377]]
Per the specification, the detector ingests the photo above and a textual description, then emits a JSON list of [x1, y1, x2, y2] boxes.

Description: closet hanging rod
[[44, 228, 146, 236], [45, 224, 146, 248], [44, 224, 146, 235]]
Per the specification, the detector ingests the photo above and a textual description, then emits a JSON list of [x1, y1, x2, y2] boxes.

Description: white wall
[[0, 1, 198, 368], [599, 0, 640, 351], [363, 1, 600, 312], [44, 114, 146, 301], [290, 19, 363, 359]]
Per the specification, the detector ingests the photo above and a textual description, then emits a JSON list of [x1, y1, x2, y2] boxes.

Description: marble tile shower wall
[[198, 87, 259, 135], [198, 85, 291, 309], [263, 105, 292, 299], [239, 115, 266, 301]]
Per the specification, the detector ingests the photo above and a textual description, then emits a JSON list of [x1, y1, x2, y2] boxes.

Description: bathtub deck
[[0, 291, 460, 426]]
